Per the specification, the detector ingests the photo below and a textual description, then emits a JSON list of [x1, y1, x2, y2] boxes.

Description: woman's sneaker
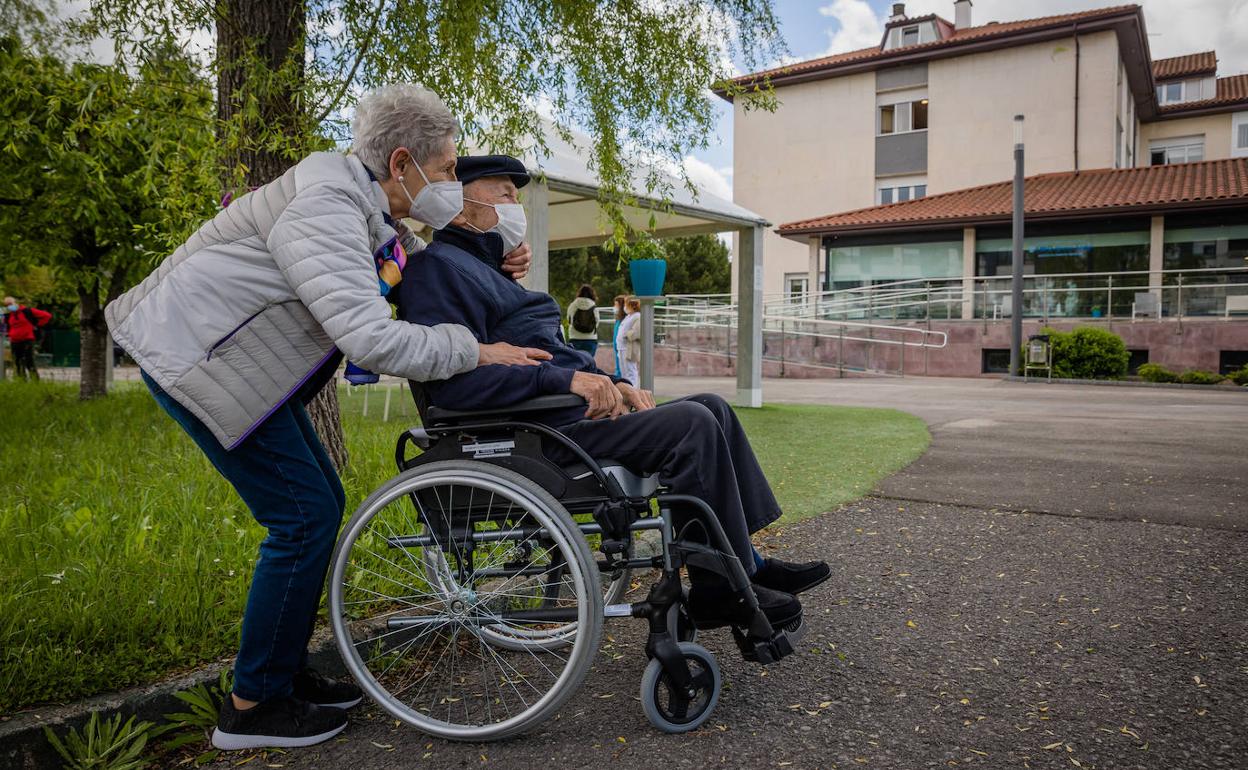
[[293, 668, 363, 709], [211, 696, 348, 751]]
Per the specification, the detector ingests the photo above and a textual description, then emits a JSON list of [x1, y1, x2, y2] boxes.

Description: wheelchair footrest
[[732, 614, 806, 665]]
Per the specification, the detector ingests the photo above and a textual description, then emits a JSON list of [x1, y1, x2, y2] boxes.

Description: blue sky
[[684, 0, 1248, 202]]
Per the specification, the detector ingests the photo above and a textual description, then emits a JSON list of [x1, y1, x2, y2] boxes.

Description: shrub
[[1229, 366, 1248, 387], [1177, 370, 1225, 385], [44, 712, 154, 770], [1038, 326, 1129, 380], [1137, 363, 1178, 383]]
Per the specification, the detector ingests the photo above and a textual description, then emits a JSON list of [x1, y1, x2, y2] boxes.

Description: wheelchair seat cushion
[[425, 394, 588, 425]]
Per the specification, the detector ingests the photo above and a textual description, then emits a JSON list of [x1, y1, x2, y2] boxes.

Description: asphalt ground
[[201, 376, 1247, 769]]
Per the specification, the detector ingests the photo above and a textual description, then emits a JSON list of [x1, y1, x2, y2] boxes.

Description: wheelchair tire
[[640, 642, 720, 734], [329, 459, 603, 741]]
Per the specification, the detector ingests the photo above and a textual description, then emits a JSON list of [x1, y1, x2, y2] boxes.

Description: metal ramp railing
[[654, 298, 948, 378]]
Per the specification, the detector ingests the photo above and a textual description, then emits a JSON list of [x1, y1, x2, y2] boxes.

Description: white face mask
[[465, 198, 527, 254], [398, 160, 463, 229]]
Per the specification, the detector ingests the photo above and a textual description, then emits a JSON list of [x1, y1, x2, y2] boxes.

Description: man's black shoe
[[687, 582, 802, 631], [293, 667, 363, 709], [211, 695, 348, 750], [752, 557, 831, 595]]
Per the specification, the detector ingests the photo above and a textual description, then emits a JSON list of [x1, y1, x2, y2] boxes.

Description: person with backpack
[[565, 284, 599, 356], [2, 296, 51, 381]]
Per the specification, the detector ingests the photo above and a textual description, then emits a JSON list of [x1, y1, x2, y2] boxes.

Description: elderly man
[[398, 155, 830, 632]]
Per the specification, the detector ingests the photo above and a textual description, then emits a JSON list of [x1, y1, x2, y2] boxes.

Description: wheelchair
[[327, 393, 805, 741]]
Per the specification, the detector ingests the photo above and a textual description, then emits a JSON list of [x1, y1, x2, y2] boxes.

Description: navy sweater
[[397, 226, 617, 425]]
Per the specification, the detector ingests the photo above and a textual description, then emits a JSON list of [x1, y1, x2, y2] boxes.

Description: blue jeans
[[569, 338, 598, 357], [142, 371, 345, 702]]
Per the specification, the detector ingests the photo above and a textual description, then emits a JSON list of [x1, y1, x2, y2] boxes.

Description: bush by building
[[1039, 326, 1130, 380], [1137, 363, 1178, 383], [1177, 370, 1226, 385]]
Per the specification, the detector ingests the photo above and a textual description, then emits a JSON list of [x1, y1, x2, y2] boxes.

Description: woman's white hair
[[351, 83, 459, 180]]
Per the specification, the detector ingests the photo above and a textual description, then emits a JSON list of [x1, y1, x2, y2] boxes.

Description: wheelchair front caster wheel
[[640, 642, 720, 733]]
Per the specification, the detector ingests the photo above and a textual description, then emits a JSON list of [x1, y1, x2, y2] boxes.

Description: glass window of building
[[785, 275, 810, 303], [1149, 136, 1204, 165], [878, 100, 927, 135], [877, 183, 927, 204], [912, 99, 928, 130], [976, 230, 1150, 317], [1162, 224, 1248, 316], [902, 26, 919, 46]]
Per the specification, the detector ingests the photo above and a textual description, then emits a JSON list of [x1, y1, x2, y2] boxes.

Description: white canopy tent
[[476, 129, 770, 407]]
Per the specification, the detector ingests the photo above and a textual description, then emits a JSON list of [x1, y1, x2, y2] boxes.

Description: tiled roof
[[778, 159, 1248, 236], [1159, 74, 1248, 114], [1153, 51, 1217, 80], [729, 5, 1141, 88]]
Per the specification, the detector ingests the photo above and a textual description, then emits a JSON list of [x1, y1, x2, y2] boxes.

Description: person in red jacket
[[3, 296, 51, 381]]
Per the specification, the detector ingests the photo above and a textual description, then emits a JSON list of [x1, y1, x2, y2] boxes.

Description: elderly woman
[[106, 84, 548, 751]]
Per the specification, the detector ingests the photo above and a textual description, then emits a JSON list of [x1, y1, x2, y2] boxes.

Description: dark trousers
[[569, 338, 598, 357], [552, 393, 780, 573], [141, 371, 346, 702], [12, 340, 38, 381]]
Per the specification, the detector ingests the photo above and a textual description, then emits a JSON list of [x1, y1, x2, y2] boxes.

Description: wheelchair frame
[[329, 394, 802, 738]]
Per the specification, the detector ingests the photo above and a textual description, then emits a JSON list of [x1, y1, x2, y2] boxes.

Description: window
[[785, 275, 809, 303], [1238, 124, 1248, 151], [1156, 79, 1209, 106], [1149, 136, 1205, 165], [878, 99, 928, 135], [901, 26, 919, 46], [877, 183, 927, 204]]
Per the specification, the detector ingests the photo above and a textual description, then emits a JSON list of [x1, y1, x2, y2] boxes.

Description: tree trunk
[[78, 282, 108, 400], [216, 0, 348, 470]]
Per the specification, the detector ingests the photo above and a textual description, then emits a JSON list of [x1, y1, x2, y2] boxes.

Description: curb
[[1002, 375, 1248, 392], [0, 634, 345, 770]]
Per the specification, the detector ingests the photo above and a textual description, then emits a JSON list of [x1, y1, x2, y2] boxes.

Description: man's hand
[[478, 341, 552, 367], [502, 243, 531, 280], [616, 381, 656, 412], [570, 372, 625, 419]]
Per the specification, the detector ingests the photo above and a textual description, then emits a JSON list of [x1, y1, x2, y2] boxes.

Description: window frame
[[877, 99, 929, 136], [1148, 135, 1205, 166]]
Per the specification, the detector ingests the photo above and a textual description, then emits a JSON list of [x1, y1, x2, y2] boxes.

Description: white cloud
[[816, 0, 887, 56], [682, 155, 734, 200]]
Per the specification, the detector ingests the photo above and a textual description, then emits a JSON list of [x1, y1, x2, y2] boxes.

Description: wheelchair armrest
[[425, 394, 588, 426]]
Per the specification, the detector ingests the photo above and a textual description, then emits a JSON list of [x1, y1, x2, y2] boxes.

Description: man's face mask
[[464, 198, 527, 254], [5, 304, 17, 312], [398, 158, 463, 229]]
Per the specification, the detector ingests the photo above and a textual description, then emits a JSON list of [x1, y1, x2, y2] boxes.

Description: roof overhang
[[779, 198, 1248, 242], [717, 6, 1157, 118]]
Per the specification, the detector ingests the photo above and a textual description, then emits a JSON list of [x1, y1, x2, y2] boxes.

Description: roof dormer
[[881, 4, 953, 51]]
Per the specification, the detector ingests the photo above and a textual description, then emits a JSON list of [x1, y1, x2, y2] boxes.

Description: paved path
[[201, 376, 1247, 769], [656, 376, 1248, 530]]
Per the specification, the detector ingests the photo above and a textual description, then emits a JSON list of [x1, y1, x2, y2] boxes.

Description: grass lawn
[[0, 379, 927, 711]]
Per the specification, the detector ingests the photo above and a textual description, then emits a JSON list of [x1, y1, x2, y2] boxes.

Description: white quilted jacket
[[106, 152, 478, 449]]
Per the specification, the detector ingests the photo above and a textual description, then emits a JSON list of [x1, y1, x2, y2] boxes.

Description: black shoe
[[293, 667, 363, 709], [211, 695, 348, 751], [687, 581, 803, 631], [751, 558, 830, 595]]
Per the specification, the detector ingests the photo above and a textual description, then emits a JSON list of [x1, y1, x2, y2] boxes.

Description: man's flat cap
[[455, 154, 530, 188]]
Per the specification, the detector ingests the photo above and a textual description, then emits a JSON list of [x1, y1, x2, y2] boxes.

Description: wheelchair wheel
[[459, 539, 631, 653], [329, 460, 603, 741], [640, 642, 720, 733]]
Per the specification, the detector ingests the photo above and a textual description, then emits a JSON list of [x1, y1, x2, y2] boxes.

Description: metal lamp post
[[1009, 114, 1025, 377]]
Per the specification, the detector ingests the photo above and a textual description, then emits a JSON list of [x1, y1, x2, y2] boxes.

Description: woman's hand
[[502, 242, 532, 280], [478, 341, 552, 367]]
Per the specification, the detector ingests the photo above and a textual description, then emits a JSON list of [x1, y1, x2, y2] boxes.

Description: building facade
[[725, 2, 1248, 303]]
